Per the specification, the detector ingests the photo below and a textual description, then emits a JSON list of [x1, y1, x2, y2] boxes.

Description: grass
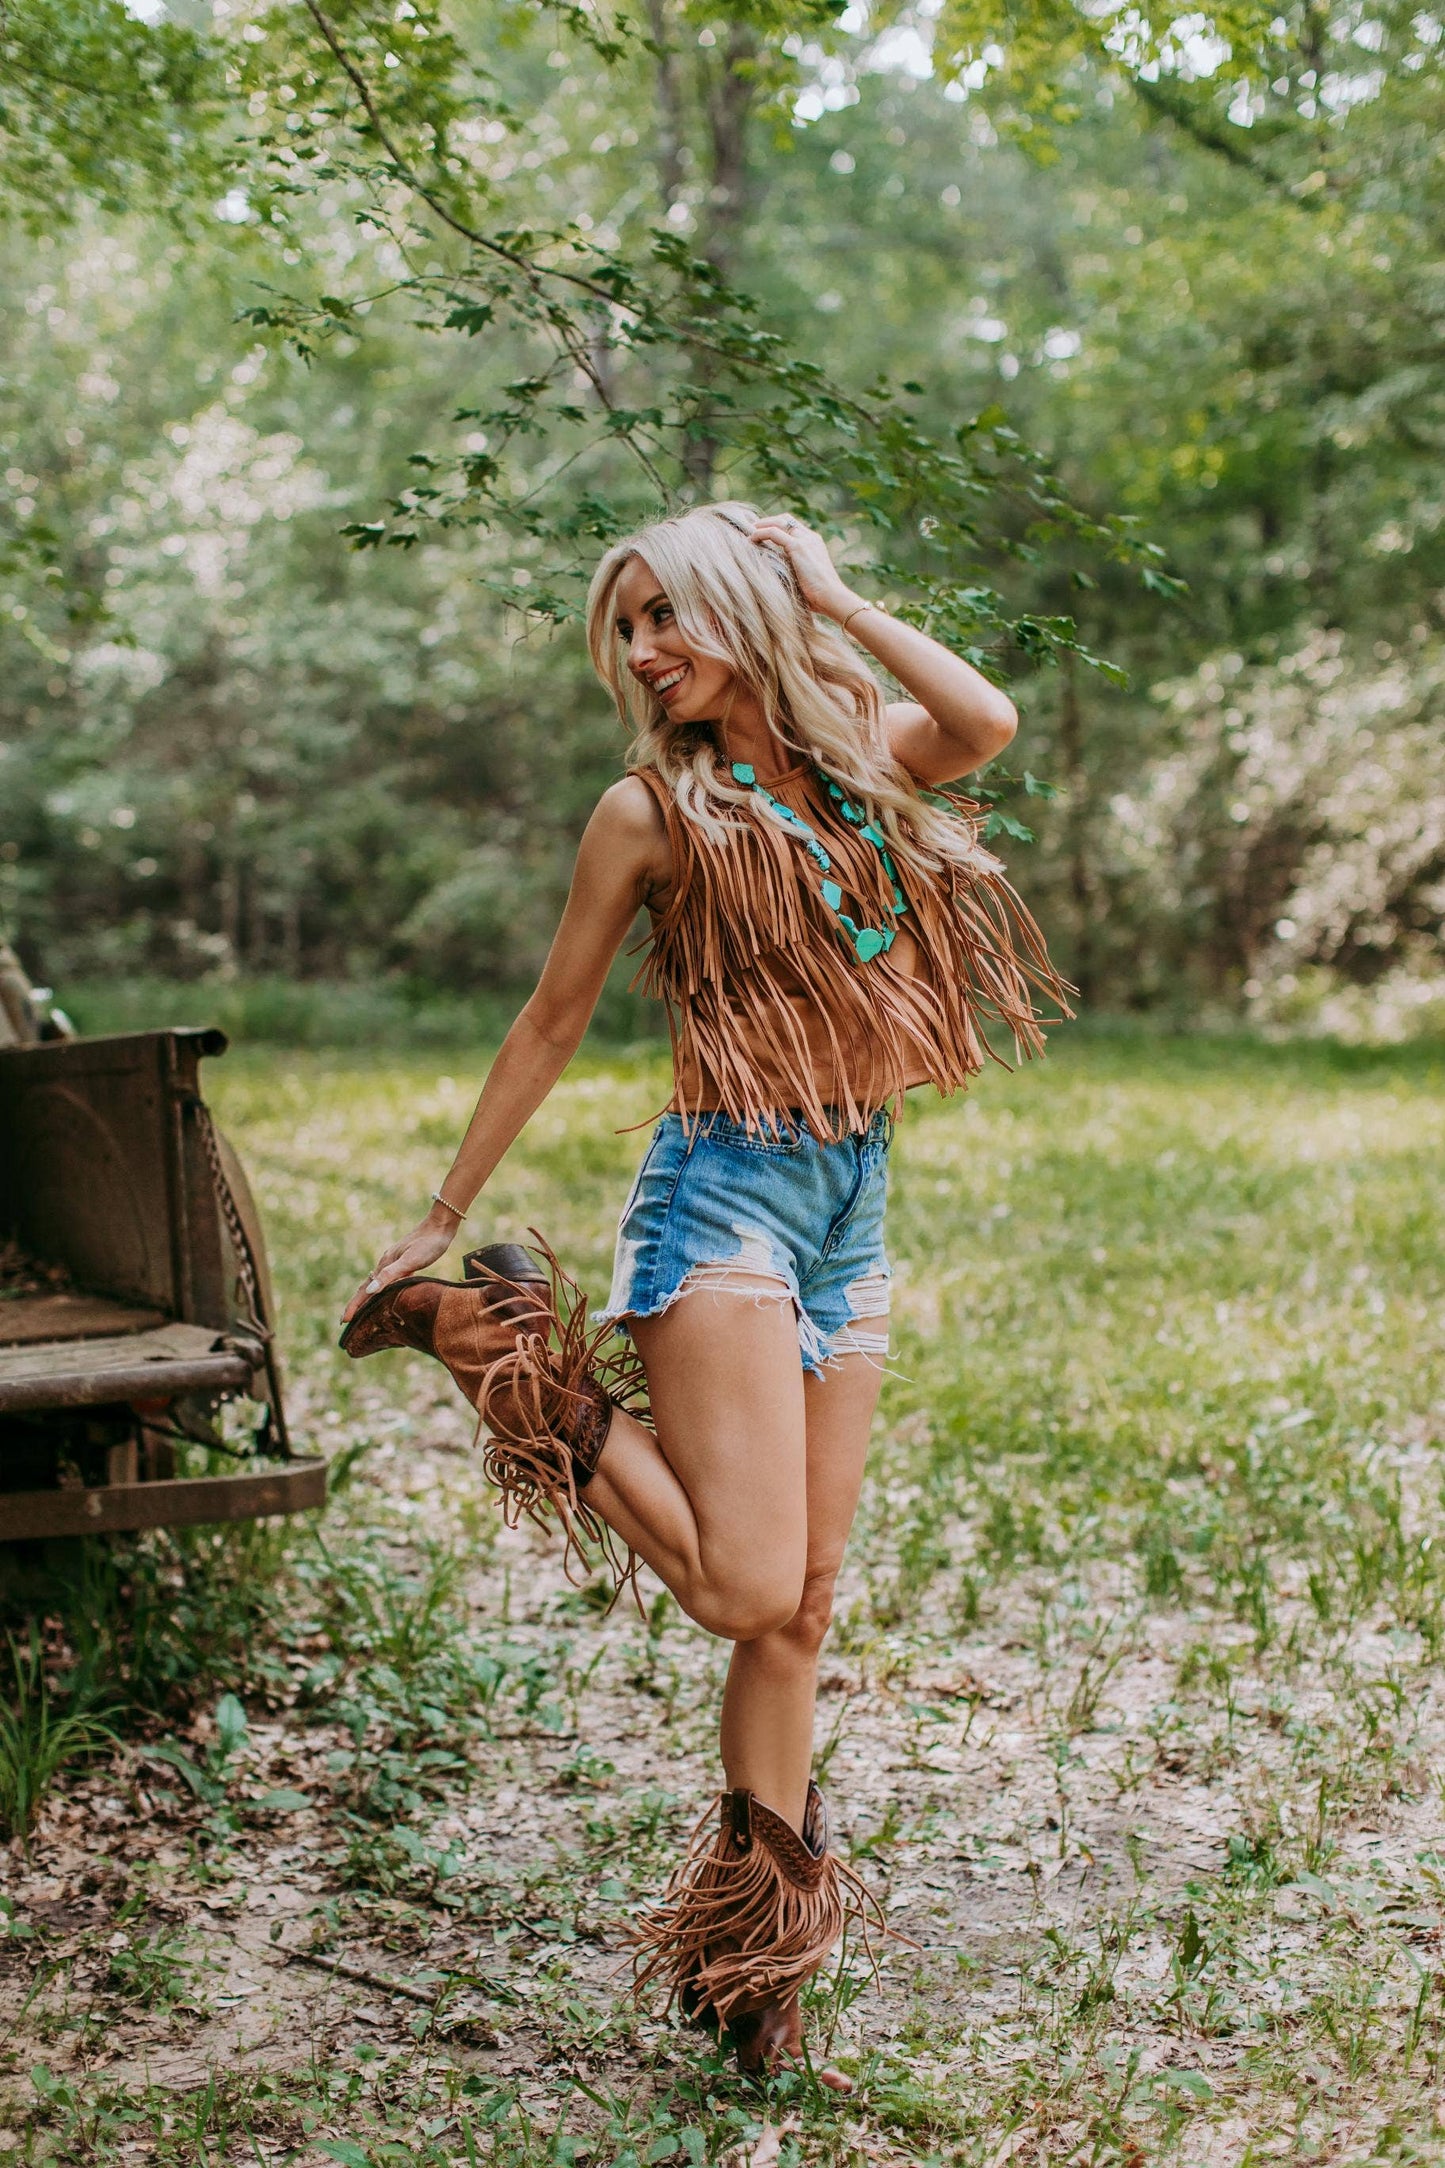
[[1, 1030, 1444, 2163], [58, 967, 665, 1051], [0, 1632, 118, 1848]]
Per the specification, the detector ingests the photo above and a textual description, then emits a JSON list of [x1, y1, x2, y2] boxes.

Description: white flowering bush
[[1104, 630, 1445, 1037]]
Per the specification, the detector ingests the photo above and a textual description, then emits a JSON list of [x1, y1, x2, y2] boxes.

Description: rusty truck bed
[[0, 1026, 324, 1543]]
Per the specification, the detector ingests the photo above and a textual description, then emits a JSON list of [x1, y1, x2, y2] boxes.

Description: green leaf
[[1176, 1907, 1206, 1972], [1154, 2070, 1214, 2099], [143, 1742, 219, 1804], [1142, 567, 1189, 600], [444, 302, 494, 335], [1288, 1872, 1340, 1907], [215, 1693, 248, 1760], [983, 811, 1036, 842]]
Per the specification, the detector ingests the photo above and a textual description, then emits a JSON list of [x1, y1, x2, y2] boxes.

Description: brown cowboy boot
[[633, 1782, 882, 2086], [726, 1788, 855, 2090], [340, 1238, 643, 1586]]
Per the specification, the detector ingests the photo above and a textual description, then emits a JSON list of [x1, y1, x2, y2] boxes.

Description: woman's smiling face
[[613, 553, 738, 724]]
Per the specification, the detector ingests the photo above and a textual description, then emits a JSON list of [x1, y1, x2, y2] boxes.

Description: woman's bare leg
[[582, 1278, 812, 1641], [718, 1353, 883, 1830]]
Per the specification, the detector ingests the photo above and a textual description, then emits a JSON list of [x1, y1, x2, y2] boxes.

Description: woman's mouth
[[650, 663, 689, 703]]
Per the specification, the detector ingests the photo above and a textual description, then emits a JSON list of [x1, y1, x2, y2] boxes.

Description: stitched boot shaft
[[631, 1783, 883, 2037], [340, 1235, 647, 1591]]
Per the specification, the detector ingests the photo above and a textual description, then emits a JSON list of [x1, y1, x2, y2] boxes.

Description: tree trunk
[[645, 0, 686, 213], [282, 884, 302, 978], [1058, 657, 1096, 1005], [678, 21, 760, 494], [217, 846, 242, 976], [702, 22, 756, 286]]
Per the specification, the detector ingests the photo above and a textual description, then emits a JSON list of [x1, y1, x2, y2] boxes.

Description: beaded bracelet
[[431, 1189, 468, 1218], [840, 600, 886, 638]]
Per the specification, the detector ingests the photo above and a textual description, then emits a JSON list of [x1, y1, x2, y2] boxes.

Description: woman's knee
[[688, 1571, 805, 1643], [694, 1569, 837, 1653], [776, 1570, 838, 1658]]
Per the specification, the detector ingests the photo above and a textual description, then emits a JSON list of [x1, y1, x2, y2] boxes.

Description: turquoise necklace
[[730, 760, 908, 963]]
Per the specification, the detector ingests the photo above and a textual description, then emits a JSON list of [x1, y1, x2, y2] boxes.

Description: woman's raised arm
[[747, 513, 1017, 785], [342, 777, 667, 1319]]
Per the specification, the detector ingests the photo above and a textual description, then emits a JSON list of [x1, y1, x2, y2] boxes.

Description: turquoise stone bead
[[732, 759, 907, 968]]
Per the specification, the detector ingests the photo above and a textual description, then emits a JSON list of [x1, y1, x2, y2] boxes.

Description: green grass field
[[4, 1033, 1445, 2165]]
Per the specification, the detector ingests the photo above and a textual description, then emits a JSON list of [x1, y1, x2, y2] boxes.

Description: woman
[[340, 504, 1066, 2082]]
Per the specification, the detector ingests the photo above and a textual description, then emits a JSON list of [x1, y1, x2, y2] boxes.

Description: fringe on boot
[[629, 1786, 885, 2037], [470, 1231, 651, 1605]]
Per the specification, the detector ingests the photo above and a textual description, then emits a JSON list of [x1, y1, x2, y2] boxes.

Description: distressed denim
[[599, 1108, 893, 1376]]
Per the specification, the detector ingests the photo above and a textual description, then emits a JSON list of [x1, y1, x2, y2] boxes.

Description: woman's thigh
[[628, 1291, 885, 1606], [801, 1350, 886, 1586], [630, 1279, 810, 1599]]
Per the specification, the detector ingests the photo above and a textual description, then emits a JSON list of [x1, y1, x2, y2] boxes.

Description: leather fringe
[[630, 1789, 885, 2031], [631, 764, 1074, 1141], [473, 1231, 649, 1608]]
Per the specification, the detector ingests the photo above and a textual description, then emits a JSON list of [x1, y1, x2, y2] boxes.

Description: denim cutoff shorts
[[598, 1108, 894, 1376]]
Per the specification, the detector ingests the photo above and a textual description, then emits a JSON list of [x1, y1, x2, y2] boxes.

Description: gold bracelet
[[841, 600, 884, 638], [431, 1188, 468, 1219]]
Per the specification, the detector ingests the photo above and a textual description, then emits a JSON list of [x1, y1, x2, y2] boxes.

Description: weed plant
[[0, 1630, 118, 1846]]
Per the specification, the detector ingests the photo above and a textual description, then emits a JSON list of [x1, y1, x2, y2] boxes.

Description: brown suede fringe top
[[631, 758, 1072, 1142]]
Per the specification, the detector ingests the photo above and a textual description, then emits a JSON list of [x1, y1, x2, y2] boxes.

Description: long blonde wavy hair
[[584, 502, 998, 880]]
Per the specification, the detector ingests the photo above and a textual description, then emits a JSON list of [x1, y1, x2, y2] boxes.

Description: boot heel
[[463, 1241, 546, 1285]]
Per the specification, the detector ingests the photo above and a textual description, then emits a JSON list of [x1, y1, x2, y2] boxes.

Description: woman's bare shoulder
[[595, 770, 666, 830], [588, 773, 673, 898]]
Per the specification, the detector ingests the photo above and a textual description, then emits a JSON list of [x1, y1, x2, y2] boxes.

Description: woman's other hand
[[749, 513, 860, 623], [342, 1208, 458, 1322]]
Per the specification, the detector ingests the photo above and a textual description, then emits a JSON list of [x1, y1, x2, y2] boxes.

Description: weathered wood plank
[[0, 1459, 327, 1540], [0, 1292, 168, 1348], [0, 1322, 259, 1412], [0, 1320, 220, 1380]]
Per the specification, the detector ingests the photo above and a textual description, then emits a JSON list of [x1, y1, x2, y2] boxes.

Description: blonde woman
[[341, 505, 1066, 2082]]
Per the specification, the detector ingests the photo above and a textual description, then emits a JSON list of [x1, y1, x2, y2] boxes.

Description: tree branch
[[300, 0, 671, 497]]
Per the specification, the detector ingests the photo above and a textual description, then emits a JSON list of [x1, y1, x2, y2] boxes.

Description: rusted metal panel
[[0, 1020, 311, 1539], [0, 1293, 168, 1348], [0, 1321, 258, 1413], [0, 1030, 230, 1321], [1, 1458, 327, 1539]]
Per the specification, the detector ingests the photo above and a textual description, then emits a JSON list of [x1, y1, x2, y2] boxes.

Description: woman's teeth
[[653, 665, 688, 693]]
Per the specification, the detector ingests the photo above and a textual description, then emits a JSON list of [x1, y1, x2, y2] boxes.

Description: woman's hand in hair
[[749, 514, 862, 623]]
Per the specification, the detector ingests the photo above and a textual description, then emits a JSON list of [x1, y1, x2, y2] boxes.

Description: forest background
[[1, 0, 1443, 1042]]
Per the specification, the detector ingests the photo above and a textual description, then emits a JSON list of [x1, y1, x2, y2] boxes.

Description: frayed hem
[[810, 1270, 902, 1378], [601, 1261, 830, 1373], [602, 1277, 900, 1381]]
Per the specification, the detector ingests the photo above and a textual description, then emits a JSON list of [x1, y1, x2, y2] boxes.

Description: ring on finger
[[366, 1277, 381, 1292]]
